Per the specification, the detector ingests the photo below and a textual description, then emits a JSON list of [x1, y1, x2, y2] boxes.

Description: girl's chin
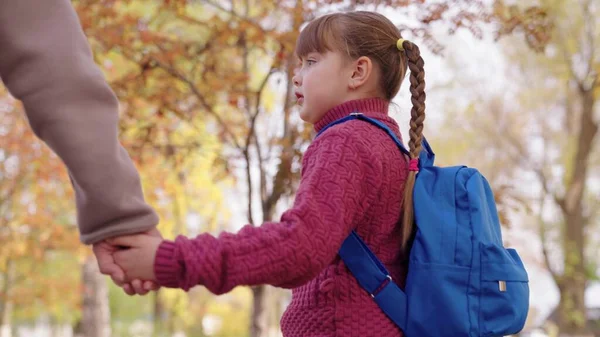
[[299, 111, 318, 124], [298, 106, 326, 124], [298, 107, 311, 122]]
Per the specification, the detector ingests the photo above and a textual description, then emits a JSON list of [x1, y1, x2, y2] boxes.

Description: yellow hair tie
[[396, 38, 405, 51]]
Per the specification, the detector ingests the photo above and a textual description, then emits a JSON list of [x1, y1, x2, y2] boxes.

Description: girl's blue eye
[[306, 60, 316, 66]]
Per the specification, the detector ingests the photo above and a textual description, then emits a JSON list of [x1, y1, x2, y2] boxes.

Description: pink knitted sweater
[[154, 98, 409, 337]]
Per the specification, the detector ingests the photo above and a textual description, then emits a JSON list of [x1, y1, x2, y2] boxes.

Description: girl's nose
[[292, 74, 301, 87]]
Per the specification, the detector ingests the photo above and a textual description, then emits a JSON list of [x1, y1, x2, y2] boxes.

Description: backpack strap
[[316, 112, 410, 156], [340, 232, 408, 330], [315, 112, 410, 331]]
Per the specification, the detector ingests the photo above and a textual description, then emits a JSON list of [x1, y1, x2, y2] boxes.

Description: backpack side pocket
[[479, 243, 529, 337]]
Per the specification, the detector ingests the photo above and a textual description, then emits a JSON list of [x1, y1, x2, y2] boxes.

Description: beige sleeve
[[0, 0, 158, 244]]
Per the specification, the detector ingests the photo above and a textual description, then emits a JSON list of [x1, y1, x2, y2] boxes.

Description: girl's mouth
[[295, 92, 304, 105]]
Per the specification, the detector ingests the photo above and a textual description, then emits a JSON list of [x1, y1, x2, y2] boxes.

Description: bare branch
[[243, 149, 254, 225], [499, 121, 565, 208], [255, 135, 267, 208], [246, 48, 281, 150], [580, 0, 596, 81], [252, 65, 279, 215], [174, 12, 212, 29], [529, 164, 565, 212], [263, 62, 297, 216], [537, 193, 562, 283], [536, 134, 563, 283]]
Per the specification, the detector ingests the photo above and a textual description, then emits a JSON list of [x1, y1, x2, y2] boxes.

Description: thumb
[[106, 234, 144, 248], [105, 264, 126, 284], [93, 245, 126, 283]]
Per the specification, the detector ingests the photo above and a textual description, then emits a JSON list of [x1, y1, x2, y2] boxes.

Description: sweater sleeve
[[0, 0, 159, 244], [154, 128, 381, 293]]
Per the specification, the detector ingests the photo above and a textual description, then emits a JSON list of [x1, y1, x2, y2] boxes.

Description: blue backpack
[[317, 113, 530, 337]]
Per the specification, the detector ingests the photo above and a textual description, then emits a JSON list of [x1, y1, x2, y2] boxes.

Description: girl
[[108, 10, 426, 337]]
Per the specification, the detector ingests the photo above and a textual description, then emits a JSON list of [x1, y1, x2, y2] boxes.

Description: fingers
[[107, 266, 125, 284], [111, 274, 126, 287], [123, 283, 136, 296], [95, 252, 121, 276], [113, 250, 136, 283], [121, 280, 154, 296], [96, 237, 159, 295], [144, 280, 160, 291], [93, 242, 125, 283], [132, 279, 149, 295]]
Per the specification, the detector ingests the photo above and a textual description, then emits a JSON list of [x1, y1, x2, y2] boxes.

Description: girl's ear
[[348, 56, 373, 90]]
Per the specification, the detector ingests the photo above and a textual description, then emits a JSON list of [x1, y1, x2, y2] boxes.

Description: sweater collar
[[314, 97, 391, 133]]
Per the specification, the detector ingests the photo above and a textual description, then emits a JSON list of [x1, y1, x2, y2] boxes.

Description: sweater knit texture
[[155, 97, 410, 337]]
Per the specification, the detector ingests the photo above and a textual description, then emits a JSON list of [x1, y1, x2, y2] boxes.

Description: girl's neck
[[314, 97, 389, 133]]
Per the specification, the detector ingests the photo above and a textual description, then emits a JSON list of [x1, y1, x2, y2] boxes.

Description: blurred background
[[0, 0, 598, 336]]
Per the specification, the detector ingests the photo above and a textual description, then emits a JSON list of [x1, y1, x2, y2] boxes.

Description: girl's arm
[[154, 127, 382, 294]]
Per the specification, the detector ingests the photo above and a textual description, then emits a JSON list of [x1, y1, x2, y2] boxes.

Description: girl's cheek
[[303, 71, 312, 86]]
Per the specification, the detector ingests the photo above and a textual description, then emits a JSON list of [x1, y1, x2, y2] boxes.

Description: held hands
[[93, 228, 164, 295]]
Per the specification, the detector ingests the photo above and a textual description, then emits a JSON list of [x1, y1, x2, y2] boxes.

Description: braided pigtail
[[398, 39, 426, 253]]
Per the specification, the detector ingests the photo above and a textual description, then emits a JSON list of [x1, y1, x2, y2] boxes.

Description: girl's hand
[[108, 234, 163, 294]]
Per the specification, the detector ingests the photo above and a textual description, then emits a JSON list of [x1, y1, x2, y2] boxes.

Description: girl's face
[[292, 51, 353, 124]]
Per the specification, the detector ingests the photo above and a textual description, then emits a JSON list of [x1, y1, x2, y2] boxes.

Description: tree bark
[[248, 7, 303, 334], [152, 291, 165, 337], [556, 85, 597, 336], [250, 285, 269, 337], [74, 255, 111, 337], [0, 260, 15, 337]]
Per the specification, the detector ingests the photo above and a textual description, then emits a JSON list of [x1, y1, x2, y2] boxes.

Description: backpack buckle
[[370, 275, 393, 298]]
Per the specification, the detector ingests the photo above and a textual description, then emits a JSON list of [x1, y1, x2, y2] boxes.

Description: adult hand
[[93, 227, 163, 295], [109, 232, 163, 286]]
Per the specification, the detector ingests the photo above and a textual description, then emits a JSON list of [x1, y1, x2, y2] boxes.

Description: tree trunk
[[0, 259, 15, 337], [556, 86, 597, 337], [248, 204, 271, 337], [250, 285, 269, 337], [75, 255, 111, 337], [557, 213, 589, 336], [152, 291, 165, 337], [247, 4, 303, 336]]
